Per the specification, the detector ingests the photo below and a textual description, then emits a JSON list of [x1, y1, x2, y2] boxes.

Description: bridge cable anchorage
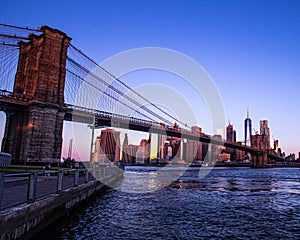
[[66, 69, 159, 123], [66, 56, 174, 126], [68, 43, 191, 130]]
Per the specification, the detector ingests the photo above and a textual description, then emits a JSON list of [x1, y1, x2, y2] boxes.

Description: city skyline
[[82, 114, 284, 165], [0, 0, 299, 156]]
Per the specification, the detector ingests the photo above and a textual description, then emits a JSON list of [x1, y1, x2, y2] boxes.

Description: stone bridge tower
[[2, 26, 71, 164], [250, 134, 268, 168]]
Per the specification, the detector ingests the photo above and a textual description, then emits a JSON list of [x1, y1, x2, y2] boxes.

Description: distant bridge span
[[66, 105, 277, 156], [0, 89, 267, 156]]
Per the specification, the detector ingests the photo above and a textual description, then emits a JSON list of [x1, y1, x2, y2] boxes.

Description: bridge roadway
[[66, 105, 280, 159], [0, 90, 281, 160]]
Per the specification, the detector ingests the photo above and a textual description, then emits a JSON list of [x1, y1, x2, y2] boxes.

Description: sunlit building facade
[[136, 139, 150, 165], [93, 128, 120, 163], [185, 126, 203, 161]]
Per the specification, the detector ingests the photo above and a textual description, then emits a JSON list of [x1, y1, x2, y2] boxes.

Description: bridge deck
[[0, 90, 282, 160]]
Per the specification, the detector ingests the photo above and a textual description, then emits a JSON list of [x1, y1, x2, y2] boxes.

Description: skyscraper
[[123, 133, 128, 147], [211, 134, 223, 161], [157, 134, 166, 159], [136, 139, 150, 164], [226, 122, 236, 159], [273, 139, 279, 152], [122, 144, 139, 164], [167, 136, 182, 159], [93, 136, 102, 162], [244, 109, 252, 146], [122, 133, 139, 164], [226, 123, 236, 142], [94, 128, 121, 163], [185, 126, 203, 161]]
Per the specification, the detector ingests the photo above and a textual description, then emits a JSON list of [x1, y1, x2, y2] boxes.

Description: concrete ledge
[[0, 174, 122, 240]]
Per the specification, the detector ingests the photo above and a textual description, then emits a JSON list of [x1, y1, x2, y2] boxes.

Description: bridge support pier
[[251, 153, 268, 168], [2, 106, 65, 163], [2, 111, 28, 164]]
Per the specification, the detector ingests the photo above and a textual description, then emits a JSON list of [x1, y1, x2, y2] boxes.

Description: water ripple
[[34, 167, 300, 239]]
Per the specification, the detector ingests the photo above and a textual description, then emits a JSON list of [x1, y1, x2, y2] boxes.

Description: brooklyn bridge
[[0, 24, 282, 168]]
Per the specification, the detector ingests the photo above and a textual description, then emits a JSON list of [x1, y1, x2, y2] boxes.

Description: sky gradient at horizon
[[0, 0, 299, 158]]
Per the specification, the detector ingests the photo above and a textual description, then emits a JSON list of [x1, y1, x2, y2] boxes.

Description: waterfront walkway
[[0, 167, 117, 210], [1, 174, 78, 209], [0, 167, 123, 240]]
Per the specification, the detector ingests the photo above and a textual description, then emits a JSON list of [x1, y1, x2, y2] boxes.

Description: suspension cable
[[0, 23, 41, 32], [67, 56, 173, 125], [69, 43, 190, 129], [66, 68, 158, 123]]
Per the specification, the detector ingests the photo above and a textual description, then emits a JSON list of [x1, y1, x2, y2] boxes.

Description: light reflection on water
[[34, 167, 300, 239]]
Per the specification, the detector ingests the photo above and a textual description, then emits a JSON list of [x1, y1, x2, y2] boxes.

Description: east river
[[34, 167, 300, 239]]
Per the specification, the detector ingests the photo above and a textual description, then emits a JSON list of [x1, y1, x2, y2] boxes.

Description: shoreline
[[124, 162, 300, 168]]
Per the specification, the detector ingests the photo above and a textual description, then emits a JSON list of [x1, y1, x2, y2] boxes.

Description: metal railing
[[0, 166, 120, 210], [0, 152, 12, 167]]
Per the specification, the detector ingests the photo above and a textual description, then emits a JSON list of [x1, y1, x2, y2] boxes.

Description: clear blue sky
[[0, 0, 299, 158]]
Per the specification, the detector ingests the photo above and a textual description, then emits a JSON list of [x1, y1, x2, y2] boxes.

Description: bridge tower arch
[[1, 26, 71, 164]]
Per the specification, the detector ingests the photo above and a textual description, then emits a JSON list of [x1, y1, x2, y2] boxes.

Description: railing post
[[103, 167, 106, 178], [92, 168, 96, 180], [0, 173, 4, 210], [85, 169, 89, 183], [27, 172, 38, 203], [74, 170, 79, 187], [57, 170, 64, 193], [98, 168, 102, 179], [95, 169, 98, 179]]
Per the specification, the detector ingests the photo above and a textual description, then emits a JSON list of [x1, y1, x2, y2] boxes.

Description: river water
[[35, 167, 300, 239]]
